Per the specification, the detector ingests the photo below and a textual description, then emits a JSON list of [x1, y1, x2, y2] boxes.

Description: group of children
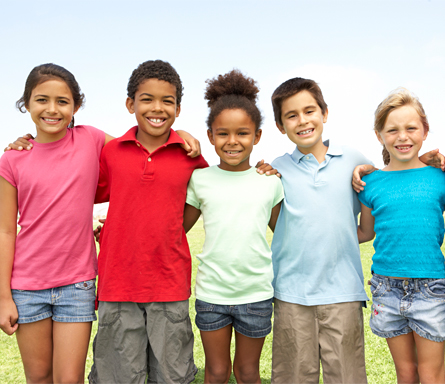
[[0, 59, 444, 384]]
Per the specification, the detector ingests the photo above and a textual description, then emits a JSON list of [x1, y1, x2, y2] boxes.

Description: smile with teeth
[[225, 150, 242, 155], [395, 145, 412, 152], [298, 128, 314, 135], [42, 118, 61, 122], [148, 118, 165, 123]]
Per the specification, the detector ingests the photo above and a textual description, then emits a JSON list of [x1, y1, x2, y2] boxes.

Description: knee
[[54, 372, 85, 384], [206, 363, 232, 383], [395, 363, 419, 384], [26, 370, 52, 384], [418, 362, 445, 383], [233, 363, 260, 384]]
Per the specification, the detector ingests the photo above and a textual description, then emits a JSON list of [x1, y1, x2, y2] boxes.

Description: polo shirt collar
[[291, 139, 343, 163], [117, 126, 185, 147]]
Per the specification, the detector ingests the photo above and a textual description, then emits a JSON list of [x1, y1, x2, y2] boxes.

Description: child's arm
[[176, 131, 201, 158], [357, 203, 375, 244], [183, 204, 201, 234], [255, 159, 281, 177], [5, 132, 115, 151], [0, 177, 19, 336], [419, 149, 445, 171], [352, 164, 377, 193], [268, 202, 282, 232]]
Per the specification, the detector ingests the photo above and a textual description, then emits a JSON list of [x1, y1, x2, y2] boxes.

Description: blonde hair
[[374, 88, 429, 165]]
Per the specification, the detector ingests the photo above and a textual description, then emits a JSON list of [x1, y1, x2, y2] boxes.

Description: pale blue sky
[[2, 0, 444, 167]]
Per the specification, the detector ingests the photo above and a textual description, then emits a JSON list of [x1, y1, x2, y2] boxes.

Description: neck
[[384, 157, 426, 171], [136, 128, 170, 153], [297, 139, 328, 163], [34, 128, 68, 144]]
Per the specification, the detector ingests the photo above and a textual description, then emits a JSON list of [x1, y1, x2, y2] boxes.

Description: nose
[[46, 101, 57, 114], [398, 130, 408, 141], [299, 114, 308, 126], [152, 100, 163, 112], [227, 134, 238, 145]]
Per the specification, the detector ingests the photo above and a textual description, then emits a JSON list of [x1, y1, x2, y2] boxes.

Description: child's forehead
[[282, 90, 320, 111], [136, 78, 177, 97]]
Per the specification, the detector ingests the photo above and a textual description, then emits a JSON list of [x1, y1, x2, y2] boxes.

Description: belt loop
[[414, 279, 419, 291], [385, 277, 391, 291]]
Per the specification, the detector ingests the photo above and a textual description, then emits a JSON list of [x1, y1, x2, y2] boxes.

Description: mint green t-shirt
[[186, 166, 284, 305]]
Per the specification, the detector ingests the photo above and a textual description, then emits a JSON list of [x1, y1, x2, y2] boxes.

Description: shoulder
[[335, 144, 371, 165], [272, 152, 293, 168]]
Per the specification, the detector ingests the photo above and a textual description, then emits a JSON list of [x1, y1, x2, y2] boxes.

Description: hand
[[94, 219, 106, 243], [352, 164, 377, 193], [4, 134, 34, 152], [0, 297, 19, 335], [419, 149, 445, 171], [255, 159, 281, 177], [176, 130, 201, 158]]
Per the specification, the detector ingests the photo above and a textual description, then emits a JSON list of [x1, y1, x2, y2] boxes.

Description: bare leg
[[386, 333, 419, 384], [413, 332, 445, 384], [53, 321, 92, 384], [232, 331, 265, 384], [200, 325, 233, 384], [16, 318, 53, 384]]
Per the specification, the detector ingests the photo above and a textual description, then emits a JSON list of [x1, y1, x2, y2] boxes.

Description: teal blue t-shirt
[[359, 167, 445, 278]]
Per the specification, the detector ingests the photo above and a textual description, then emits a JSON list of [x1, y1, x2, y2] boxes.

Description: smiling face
[[126, 78, 180, 151], [208, 108, 262, 172], [277, 90, 328, 156], [377, 105, 428, 170], [26, 79, 78, 143]]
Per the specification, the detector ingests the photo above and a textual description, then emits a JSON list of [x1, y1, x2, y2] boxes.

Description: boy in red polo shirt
[[88, 60, 208, 384]]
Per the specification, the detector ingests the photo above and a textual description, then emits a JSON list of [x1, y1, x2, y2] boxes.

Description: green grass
[[1, 221, 398, 383]]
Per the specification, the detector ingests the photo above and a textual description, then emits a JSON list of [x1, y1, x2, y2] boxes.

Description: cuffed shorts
[[370, 273, 445, 342], [195, 297, 273, 338], [11, 279, 97, 324]]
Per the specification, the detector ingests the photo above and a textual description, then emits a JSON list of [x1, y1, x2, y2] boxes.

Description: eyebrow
[[283, 105, 318, 116], [33, 94, 70, 100], [139, 93, 175, 99]]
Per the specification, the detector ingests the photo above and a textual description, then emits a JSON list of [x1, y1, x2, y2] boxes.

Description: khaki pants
[[272, 299, 367, 384]]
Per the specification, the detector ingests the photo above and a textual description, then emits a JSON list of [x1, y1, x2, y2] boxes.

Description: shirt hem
[[273, 292, 369, 306], [11, 272, 97, 291], [196, 293, 274, 305], [98, 292, 191, 303]]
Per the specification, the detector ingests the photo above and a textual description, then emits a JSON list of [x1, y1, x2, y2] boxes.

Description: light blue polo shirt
[[271, 141, 370, 306]]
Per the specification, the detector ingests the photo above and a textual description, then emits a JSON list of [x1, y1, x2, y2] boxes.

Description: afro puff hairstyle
[[205, 69, 263, 131], [127, 60, 183, 104]]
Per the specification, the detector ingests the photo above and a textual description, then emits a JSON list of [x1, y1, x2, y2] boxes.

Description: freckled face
[[208, 108, 261, 172]]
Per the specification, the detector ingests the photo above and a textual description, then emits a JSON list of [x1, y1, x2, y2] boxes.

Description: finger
[[10, 323, 18, 334], [4, 146, 11, 151], [99, 219, 106, 224], [277, 172, 281, 178], [181, 141, 192, 153]]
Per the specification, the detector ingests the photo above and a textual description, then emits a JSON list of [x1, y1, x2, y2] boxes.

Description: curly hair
[[127, 60, 183, 104], [16, 63, 85, 128], [271, 77, 327, 126], [204, 69, 262, 131], [374, 88, 429, 165]]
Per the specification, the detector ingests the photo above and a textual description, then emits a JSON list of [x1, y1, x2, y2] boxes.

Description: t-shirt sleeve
[[0, 154, 17, 187], [186, 171, 201, 209], [358, 176, 372, 209], [272, 178, 284, 207], [82, 125, 106, 158], [95, 148, 110, 204], [194, 155, 209, 170]]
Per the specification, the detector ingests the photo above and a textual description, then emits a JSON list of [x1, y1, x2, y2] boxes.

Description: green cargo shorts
[[89, 300, 197, 384]]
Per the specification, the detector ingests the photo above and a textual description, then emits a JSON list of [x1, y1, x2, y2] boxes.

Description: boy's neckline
[[215, 165, 255, 175]]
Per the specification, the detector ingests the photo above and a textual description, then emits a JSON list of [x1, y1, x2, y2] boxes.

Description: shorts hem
[[196, 317, 232, 332], [371, 326, 412, 339], [233, 323, 272, 338], [17, 312, 52, 324], [53, 314, 97, 323], [410, 322, 445, 342]]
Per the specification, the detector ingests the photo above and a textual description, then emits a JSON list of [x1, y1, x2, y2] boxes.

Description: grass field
[[1, 220, 397, 383]]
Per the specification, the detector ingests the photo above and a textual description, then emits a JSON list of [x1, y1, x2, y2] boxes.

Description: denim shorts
[[195, 297, 273, 338], [369, 273, 445, 342], [11, 279, 97, 324]]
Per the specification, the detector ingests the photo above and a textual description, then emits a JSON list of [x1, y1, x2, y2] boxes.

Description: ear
[[375, 130, 384, 146], [323, 108, 329, 123], [175, 104, 181, 117], [73, 105, 80, 115], [207, 129, 215, 146], [423, 128, 428, 141], [126, 97, 135, 114], [254, 129, 262, 145], [276, 122, 286, 135]]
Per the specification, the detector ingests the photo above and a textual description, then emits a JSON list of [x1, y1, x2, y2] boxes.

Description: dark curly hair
[[271, 77, 327, 126], [127, 60, 183, 104], [16, 63, 85, 128], [205, 69, 263, 131]]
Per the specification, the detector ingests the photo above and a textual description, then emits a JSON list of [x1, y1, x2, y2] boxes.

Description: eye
[[141, 97, 152, 102], [36, 98, 46, 103], [306, 110, 314, 114], [164, 99, 174, 104], [58, 100, 68, 105], [217, 132, 228, 136]]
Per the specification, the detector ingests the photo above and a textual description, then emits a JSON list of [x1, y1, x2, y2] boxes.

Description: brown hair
[[205, 69, 262, 131], [271, 77, 327, 126], [374, 88, 429, 165], [16, 63, 85, 128]]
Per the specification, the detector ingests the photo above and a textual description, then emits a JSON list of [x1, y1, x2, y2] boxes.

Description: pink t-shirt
[[0, 125, 105, 290]]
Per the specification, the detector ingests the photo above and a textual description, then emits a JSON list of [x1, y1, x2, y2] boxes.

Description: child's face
[[207, 108, 262, 172], [376, 105, 428, 168], [126, 78, 180, 147], [26, 79, 78, 143], [276, 90, 328, 154]]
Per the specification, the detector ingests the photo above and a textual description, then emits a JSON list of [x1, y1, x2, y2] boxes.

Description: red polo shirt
[[95, 126, 208, 303]]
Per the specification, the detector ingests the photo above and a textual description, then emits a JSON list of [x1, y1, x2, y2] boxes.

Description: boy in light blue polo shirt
[[270, 78, 369, 384]]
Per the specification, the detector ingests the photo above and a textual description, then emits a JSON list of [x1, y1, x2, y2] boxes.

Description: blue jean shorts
[[195, 297, 273, 338], [369, 273, 445, 342], [11, 279, 97, 324]]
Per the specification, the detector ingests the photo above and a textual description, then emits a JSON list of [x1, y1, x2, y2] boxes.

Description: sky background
[[2, 0, 445, 170]]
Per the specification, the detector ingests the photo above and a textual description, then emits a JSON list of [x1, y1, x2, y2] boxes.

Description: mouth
[[42, 117, 62, 124], [146, 117, 167, 127], [224, 150, 242, 157], [297, 128, 314, 136], [395, 145, 413, 152]]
